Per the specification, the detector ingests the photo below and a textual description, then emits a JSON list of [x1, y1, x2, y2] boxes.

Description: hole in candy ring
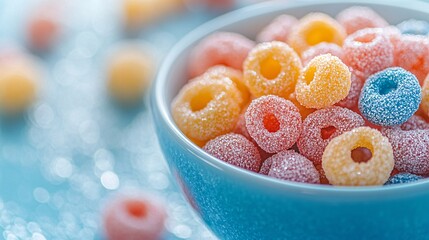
[[260, 56, 281, 80], [354, 32, 376, 43], [263, 113, 280, 132], [304, 65, 316, 85], [351, 147, 373, 163], [321, 126, 336, 140], [378, 78, 398, 95], [190, 89, 213, 112]]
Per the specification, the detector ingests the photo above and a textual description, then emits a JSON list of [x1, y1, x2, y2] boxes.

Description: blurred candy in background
[[0, 50, 40, 115], [106, 42, 155, 106], [25, 0, 62, 51], [121, 0, 183, 32], [0, 0, 267, 239]]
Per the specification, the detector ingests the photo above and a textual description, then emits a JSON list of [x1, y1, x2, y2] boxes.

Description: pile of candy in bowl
[[172, 6, 429, 187]]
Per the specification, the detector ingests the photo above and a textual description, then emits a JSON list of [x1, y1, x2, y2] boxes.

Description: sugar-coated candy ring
[[336, 68, 364, 110], [233, 106, 251, 140], [103, 193, 166, 240], [172, 77, 242, 143], [204, 133, 262, 172], [343, 28, 393, 78], [301, 42, 344, 66], [298, 106, 365, 165], [245, 95, 302, 153], [233, 107, 274, 161], [382, 126, 429, 175], [201, 65, 250, 105], [359, 67, 421, 126], [336, 6, 388, 35], [400, 115, 429, 131], [256, 14, 298, 43], [188, 32, 255, 78], [243, 41, 301, 98], [422, 75, 429, 118], [288, 13, 346, 55], [295, 54, 351, 109], [392, 35, 429, 85], [322, 127, 394, 186], [259, 150, 320, 184], [384, 173, 423, 185]]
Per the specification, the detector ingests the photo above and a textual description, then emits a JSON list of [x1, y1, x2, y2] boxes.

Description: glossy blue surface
[[152, 1, 429, 239]]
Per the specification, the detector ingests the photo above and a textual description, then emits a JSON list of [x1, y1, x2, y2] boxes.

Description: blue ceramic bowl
[[152, 1, 429, 239]]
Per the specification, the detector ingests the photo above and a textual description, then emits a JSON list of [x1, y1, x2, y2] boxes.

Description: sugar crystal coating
[[382, 26, 402, 44], [422, 75, 429, 118], [392, 34, 429, 84], [204, 133, 262, 172], [400, 115, 429, 131], [234, 109, 251, 140], [397, 19, 429, 35], [295, 54, 351, 109], [245, 95, 302, 153], [343, 28, 393, 78], [243, 41, 301, 98], [171, 77, 242, 143], [336, 6, 388, 35], [256, 14, 298, 43], [359, 67, 421, 126], [233, 106, 274, 161], [301, 42, 344, 66], [298, 106, 365, 165], [384, 173, 423, 185], [260, 150, 320, 184], [288, 13, 346, 55], [322, 127, 394, 186], [200, 65, 250, 105], [172, 9, 429, 186], [188, 32, 255, 78], [336, 68, 364, 109], [103, 193, 166, 240], [382, 126, 429, 175]]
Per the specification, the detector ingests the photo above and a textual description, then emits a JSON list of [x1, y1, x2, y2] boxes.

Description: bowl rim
[[152, 0, 429, 197]]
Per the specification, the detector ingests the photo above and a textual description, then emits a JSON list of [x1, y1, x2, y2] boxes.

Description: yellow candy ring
[[171, 77, 242, 144], [288, 13, 346, 55], [295, 54, 351, 109], [243, 41, 301, 98], [322, 127, 394, 186]]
